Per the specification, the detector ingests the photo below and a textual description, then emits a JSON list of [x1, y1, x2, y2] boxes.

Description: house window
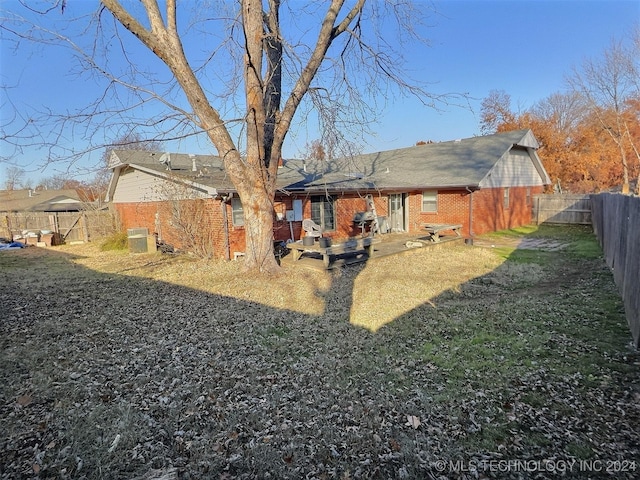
[[422, 190, 438, 213], [231, 197, 244, 226], [310, 195, 335, 231], [526, 187, 531, 206], [503, 188, 510, 209]]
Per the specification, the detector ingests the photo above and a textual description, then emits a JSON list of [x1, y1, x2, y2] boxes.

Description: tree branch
[[275, 0, 363, 160], [141, 0, 165, 35], [101, 0, 240, 172]]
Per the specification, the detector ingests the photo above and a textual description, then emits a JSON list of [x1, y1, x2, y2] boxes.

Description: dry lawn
[[1, 227, 638, 479]]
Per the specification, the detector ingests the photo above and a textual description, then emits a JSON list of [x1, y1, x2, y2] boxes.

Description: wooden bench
[[423, 223, 463, 242], [286, 236, 381, 268]]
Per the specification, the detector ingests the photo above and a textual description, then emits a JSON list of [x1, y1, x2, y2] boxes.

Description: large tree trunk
[[235, 164, 281, 272], [236, 185, 278, 273], [238, 0, 280, 273]]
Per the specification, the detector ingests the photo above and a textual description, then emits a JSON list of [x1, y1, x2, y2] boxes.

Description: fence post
[[3, 215, 12, 239]]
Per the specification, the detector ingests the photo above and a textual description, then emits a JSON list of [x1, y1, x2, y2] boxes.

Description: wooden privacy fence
[[1, 210, 117, 243], [591, 193, 640, 348], [533, 194, 592, 225]]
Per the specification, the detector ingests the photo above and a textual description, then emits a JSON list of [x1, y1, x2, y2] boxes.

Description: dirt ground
[[1, 228, 639, 479]]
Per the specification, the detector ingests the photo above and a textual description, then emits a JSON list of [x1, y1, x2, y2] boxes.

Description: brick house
[[106, 129, 550, 259]]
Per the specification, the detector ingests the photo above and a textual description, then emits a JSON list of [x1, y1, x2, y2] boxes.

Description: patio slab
[[280, 233, 465, 270]]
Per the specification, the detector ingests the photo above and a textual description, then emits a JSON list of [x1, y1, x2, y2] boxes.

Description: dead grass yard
[[63, 241, 506, 331], [1, 225, 638, 479]]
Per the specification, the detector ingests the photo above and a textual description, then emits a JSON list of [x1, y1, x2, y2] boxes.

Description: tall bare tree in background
[[479, 90, 517, 135], [480, 28, 639, 194], [568, 32, 640, 193], [3, 166, 26, 190], [2, 1, 453, 272]]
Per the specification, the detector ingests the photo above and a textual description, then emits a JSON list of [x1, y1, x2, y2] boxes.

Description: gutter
[[465, 186, 475, 239], [291, 183, 482, 194]]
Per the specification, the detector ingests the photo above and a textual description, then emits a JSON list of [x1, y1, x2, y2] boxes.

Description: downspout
[[219, 194, 231, 261], [466, 187, 474, 239]]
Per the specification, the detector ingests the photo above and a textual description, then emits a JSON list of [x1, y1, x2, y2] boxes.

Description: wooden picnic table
[[423, 223, 463, 242], [286, 236, 381, 268]]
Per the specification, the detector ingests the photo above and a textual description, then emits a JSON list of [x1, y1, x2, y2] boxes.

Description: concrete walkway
[[472, 236, 569, 251]]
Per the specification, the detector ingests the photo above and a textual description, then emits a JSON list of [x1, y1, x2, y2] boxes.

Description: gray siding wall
[[480, 149, 546, 188], [112, 169, 206, 203]]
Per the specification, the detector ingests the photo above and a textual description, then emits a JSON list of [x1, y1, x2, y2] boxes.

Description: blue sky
[[1, 0, 639, 185], [372, 0, 639, 148]]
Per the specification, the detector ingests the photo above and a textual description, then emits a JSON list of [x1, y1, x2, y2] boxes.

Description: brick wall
[[406, 186, 543, 237], [116, 195, 311, 259], [278, 193, 378, 240], [115, 198, 244, 259], [279, 187, 541, 242], [302, 194, 385, 239], [273, 196, 303, 242], [334, 195, 374, 238], [115, 185, 543, 258], [412, 189, 470, 234], [471, 186, 543, 236]]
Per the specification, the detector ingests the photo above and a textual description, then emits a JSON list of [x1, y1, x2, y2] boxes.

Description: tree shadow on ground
[[1, 230, 638, 479]]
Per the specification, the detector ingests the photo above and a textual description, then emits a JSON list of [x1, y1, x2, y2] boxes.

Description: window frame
[[310, 195, 336, 232], [503, 187, 510, 209], [231, 197, 244, 226], [421, 190, 438, 213]]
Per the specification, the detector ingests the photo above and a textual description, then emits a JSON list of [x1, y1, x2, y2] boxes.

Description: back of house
[[106, 129, 550, 259]]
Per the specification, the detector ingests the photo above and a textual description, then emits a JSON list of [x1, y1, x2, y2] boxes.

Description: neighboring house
[[0, 188, 86, 241], [0, 188, 84, 213], [106, 129, 550, 259]]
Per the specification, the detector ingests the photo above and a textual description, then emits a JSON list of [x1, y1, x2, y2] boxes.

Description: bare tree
[[2, 1, 457, 272], [302, 140, 326, 162], [36, 174, 75, 191], [568, 36, 640, 193], [152, 178, 216, 258], [3, 166, 26, 190], [102, 132, 164, 157], [529, 92, 587, 134], [479, 90, 517, 134]]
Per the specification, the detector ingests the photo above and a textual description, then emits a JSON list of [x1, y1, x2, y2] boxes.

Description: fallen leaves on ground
[[1, 236, 638, 479]]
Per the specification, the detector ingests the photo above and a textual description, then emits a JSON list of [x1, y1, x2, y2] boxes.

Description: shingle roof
[[109, 129, 546, 195], [108, 150, 316, 193], [301, 129, 541, 192]]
